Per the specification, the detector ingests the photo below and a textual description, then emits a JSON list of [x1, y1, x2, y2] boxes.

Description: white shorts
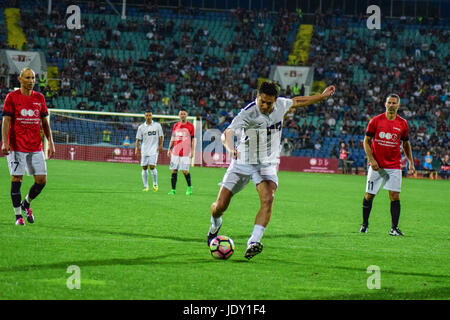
[[141, 153, 158, 167], [169, 155, 191, 171], [220, 160, 278, 195], [6, 151, 47, 176], [366, 166, 402, 194]]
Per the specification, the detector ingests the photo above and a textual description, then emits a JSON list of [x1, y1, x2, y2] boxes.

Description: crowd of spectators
[[304, 8, 449, 164], [0, 2, 448, 171]]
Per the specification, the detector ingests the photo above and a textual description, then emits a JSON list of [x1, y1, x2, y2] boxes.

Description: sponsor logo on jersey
[[378, 131, 398, 141], [20, 109, 40, 117]]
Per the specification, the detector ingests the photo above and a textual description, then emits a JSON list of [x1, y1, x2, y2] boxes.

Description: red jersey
[[2, 89, 48, 152], [365, 113, 409, 169], [171, 121, 195, 157]]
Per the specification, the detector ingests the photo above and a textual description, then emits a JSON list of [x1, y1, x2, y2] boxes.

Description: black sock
[[390, 200, 401, 228], [362, 198, 373, 226], [29, 183, 46, 200], [171, 173, 177, 190], [11, 181, 22, 211], [184, 173, 191, 187], [23, 183, 46, 209]]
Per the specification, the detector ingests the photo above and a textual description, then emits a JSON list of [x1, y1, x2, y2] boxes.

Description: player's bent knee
[[365, 193, 375, 201], [34, 175, 47, 184], [12, 175, 23, 183], [389, 191, 400, 201]]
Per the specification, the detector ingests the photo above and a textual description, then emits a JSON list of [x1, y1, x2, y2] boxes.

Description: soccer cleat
[[15, 216, 25, 226], [168, 189, 176, 195], [186, 186, 192, 195], [207, 224, 222, 246], [153, 185, 158, 192], [142, 187, 149, 192], [389, 227, 404, 236], [360, 224, 368, 233], [21, 202, 34, 224], [25, 208, 34, 224], [244, 242, 263, 260]]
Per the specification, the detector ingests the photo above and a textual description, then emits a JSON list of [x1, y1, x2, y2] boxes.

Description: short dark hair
[[179, 108, 188, 113], [145, 110, 152, 114], [259, 81, 279, 97], [386, 93, 400, 103]]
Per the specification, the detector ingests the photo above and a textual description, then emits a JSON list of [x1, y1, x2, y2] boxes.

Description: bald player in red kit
[[1, 67, 55, 225], [361, 94, 415, 236]]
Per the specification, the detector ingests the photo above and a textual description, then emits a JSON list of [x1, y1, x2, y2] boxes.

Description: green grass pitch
[[0, 159, 449, 300]]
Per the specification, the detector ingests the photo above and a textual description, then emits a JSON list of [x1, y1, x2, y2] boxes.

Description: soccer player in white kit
[[135, 111, 164, 192], [207, 81, 336, 259]]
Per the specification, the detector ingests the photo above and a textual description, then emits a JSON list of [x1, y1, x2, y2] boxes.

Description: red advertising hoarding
[[201, 152, 338, 173], [46, 145, 339, 173], [54, 144, 170, 164]]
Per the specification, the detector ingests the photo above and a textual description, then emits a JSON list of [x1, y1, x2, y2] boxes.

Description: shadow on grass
[[35, 224, 206, 244], [0, 254, 223, 273], [264, 232, 337, 239], [319, 286, 450, 300], [264, 258, 450, 279], [1, 222, 337, 245]]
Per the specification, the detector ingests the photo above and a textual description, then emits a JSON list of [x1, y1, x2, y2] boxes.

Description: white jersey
[[136, 121, 164, 156], [227, 97, 293, 165]]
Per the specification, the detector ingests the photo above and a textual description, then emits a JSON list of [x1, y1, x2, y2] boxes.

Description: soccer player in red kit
[[361, 94, 415, 236], [1, 67, 55, 225], [167, 109, 195, 195]]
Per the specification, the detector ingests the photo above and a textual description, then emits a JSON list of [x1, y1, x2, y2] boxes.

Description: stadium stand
[[0, 0, 448, 173]]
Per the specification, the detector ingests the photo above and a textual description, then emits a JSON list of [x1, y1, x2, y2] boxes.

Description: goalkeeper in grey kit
[[207, 81, 336, 259]]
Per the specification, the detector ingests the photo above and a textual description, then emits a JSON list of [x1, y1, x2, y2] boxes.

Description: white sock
[[247, 224, 265, 245], [14, 207, 22, 216], [151, 169, 158, 186], [209, 216, 222, 234], [142, 169, 149, 188]]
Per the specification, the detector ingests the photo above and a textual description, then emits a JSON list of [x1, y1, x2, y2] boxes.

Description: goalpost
[[46, 109, 202, 166]]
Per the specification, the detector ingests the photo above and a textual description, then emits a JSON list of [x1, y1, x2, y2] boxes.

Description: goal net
[[47, 109, 202, 166]]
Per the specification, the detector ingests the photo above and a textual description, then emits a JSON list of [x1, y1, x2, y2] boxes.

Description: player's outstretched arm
[[1, 116, 11, 155], [291, 85, 335, 108]]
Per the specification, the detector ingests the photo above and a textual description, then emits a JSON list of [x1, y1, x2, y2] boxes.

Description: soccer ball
[[209, 235, 235, 260]]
